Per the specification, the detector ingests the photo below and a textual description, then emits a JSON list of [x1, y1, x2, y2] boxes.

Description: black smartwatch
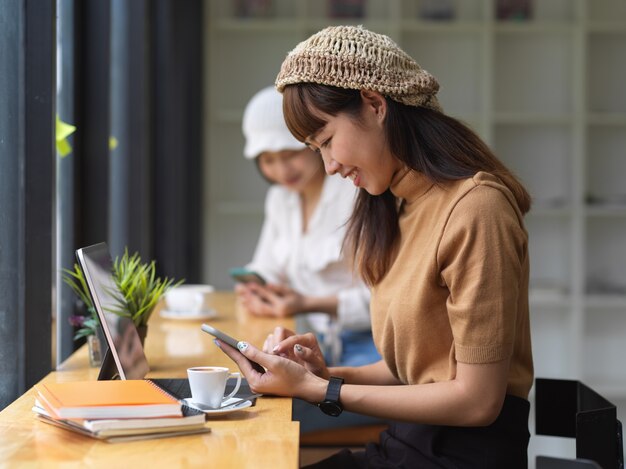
[[318, 376, 344, 417]]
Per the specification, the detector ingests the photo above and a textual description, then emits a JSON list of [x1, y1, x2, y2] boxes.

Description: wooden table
[[0, 292, 300, 468]]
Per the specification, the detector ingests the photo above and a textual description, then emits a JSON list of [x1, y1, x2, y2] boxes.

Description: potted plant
[[110, 249, 182, 344], [64, 248, 182, 365]]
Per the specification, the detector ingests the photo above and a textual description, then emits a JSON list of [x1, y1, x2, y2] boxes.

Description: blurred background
[[1, 0, 625, 464]]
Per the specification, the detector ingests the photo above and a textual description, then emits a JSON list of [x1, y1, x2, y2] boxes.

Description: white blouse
[[246, 175, 372, 340]]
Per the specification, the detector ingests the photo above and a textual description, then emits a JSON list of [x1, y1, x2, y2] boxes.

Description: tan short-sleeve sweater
[[370, 169, 534, 399]]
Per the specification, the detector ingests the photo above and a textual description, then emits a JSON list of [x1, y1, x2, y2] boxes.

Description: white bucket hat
[[242, 86, 305, 159]]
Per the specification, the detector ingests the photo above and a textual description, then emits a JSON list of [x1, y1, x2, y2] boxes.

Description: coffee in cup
[[187, 366, 241, 409]]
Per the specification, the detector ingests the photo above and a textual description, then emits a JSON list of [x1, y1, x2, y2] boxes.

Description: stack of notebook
[[32, 380, 208, 442]]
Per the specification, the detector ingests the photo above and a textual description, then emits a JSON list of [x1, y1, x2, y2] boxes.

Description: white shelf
[[494, 22, 574, 34], [304, 19, 392, 32], [493, 113, 573, 125], [212, 19, 303, 33], [530, 294, 572, 309], [585, 294, 626, 309], [587, 113, 626, 126], [586, 21, 626, 33], [399, 20, 485, 34], [585, 205, 626, 217], [528, 206, 571, 217]]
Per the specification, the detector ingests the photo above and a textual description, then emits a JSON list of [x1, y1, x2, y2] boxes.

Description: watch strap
[[325, 376, 344, 403]]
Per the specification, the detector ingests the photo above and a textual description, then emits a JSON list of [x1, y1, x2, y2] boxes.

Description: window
[[0, 0, 55, 409]]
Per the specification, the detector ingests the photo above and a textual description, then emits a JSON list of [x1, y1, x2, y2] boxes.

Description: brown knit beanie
[[275, 25, 442, 112]]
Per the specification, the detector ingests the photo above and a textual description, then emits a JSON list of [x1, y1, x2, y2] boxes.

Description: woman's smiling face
[[305, 91, 401, 196], [257, 147, 323, 193]]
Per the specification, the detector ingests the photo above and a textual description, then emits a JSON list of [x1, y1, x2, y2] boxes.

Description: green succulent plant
[[111, 249, 183, 327], [63, 248, 183, 340]]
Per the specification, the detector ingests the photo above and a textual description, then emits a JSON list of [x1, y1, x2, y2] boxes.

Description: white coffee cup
[[165, 284, 215, 313], [187, 366, 242, 409]]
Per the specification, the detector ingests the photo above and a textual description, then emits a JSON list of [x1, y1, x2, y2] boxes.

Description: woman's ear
[[360, 90, 387, 121]]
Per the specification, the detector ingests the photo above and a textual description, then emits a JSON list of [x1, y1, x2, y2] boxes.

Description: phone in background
[[229, 267, 266, 285], [201, 324, 266, 374]]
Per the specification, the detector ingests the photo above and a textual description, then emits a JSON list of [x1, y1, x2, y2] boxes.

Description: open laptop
[[75, 242, 250, 402]]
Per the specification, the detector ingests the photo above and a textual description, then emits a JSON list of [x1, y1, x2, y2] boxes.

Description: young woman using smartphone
[[218, 25, 533, 468]]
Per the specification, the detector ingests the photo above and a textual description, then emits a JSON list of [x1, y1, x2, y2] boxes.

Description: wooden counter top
[[0, 291, 299, 468]]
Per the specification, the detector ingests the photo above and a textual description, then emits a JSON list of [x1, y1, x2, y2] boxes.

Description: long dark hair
[[282, 84, 531, 285]]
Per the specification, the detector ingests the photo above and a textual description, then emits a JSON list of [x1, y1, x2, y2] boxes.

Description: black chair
[[535, 378, 624, 469]]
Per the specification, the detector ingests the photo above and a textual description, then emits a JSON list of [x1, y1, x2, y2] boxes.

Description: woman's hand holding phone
[[201, 324, 265, 374], [229, 267, 266, 285], [239, 283, 305, 318], [215, 336, 328, 402], [231, 268, 297, 317]]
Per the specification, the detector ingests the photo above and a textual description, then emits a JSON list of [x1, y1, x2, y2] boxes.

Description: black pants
[[304, 395, 530, 469]]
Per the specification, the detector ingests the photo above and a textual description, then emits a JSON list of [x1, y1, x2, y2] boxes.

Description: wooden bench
[[300, 424, 388, 447], [299, 424, 389, 466]]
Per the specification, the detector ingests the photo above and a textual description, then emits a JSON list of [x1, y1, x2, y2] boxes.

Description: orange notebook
[[35, 380, 182, 419]]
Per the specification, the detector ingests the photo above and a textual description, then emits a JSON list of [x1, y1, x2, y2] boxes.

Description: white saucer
[[182, 397, 253, 416], [159, 309, 217, 320]]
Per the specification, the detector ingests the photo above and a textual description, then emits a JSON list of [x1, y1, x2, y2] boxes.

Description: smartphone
[[229, 267, 266, 285], [201, 323, 265, 374]]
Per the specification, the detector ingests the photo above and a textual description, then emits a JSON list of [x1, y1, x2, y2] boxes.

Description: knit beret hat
[[275, 25, 442, 112]]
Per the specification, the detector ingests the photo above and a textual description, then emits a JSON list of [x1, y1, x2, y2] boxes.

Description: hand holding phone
[[229, 267, 266, 285], [201, 323, 265, 374]]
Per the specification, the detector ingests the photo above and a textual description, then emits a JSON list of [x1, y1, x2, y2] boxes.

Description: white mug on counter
[[164, 284, 214, 313], [187, 366, 241, 409]]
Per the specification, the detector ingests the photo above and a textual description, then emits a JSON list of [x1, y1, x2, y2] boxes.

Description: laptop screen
[[76, 242, 150, 380]]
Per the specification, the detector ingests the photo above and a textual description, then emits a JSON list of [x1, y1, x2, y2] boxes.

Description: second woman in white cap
[[238, 86, 380, 371]]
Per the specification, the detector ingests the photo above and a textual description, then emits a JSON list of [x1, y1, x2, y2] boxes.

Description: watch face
[[319, 401, 343, 417]]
